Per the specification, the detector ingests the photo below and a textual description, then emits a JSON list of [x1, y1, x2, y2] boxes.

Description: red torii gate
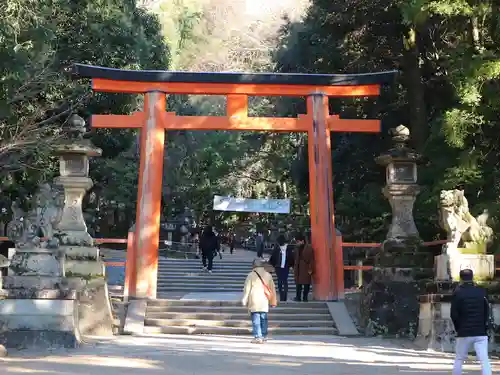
[[71, 64, 396, 301]]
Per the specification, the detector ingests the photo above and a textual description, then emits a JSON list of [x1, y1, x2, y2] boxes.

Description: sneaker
[[202, 266, 207, 271], [251, 338, 264, 344], [262, 337, 268, 342], [208, 270, 212, 274]]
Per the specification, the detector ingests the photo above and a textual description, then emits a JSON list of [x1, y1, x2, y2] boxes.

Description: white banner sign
[[213, 195, 291, 214]]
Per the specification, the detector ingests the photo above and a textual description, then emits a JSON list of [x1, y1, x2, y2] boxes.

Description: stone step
[[159, 260, 254, 265], [148, 299, 324, 308], [143, 298, 336, 336], [158, 278, 299, 283], [160, 260, 253, 262], [147, 306, 328, 314], [158, 266, 262, 271], [160, 274, 286, 278], [146, 312, 331, 320], [144, 318, 334, 328], [143, 325, 337, 335], [157, 274, 296, 280], [158, 267, 268, 274], [157, 273, 295, 279], [156, 286, 303, 293], [159, 261, 255, 266], [157, 279, 296, 286], [157, 283, 302, 289]]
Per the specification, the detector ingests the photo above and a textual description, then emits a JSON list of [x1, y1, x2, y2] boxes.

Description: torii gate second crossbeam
[[70, 64, 397, 301]]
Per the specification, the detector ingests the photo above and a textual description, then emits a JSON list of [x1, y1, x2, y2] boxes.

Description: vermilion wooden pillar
[[307, 93, 342, 300], [134, 92, 166, 299]]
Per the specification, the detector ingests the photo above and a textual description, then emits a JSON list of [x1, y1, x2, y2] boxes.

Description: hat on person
[[252, 258, 266, 268]]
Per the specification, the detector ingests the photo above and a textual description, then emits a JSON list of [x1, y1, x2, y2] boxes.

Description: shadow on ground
[[1, 334, 499, 375]]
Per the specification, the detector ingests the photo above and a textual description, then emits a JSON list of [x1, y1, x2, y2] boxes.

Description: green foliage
[[0, 0, 169, 231], [6, 0, 500, 248], [273, 0, 500, 245], [441, 109, 483, 148]]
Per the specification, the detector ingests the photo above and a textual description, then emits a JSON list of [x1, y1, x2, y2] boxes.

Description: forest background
[[2, 0, 500, 250]]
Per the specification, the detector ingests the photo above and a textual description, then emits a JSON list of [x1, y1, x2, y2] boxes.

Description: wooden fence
[[1, 236, 499, 271]]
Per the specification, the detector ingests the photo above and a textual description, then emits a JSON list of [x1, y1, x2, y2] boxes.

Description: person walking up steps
[[451, 269, 492, 375], [255, 231, 265, 258], [293, 233, 314, 302], [269, 235, 294, 302], [242, 258, 277, 344], [199, 226, 219, 273]]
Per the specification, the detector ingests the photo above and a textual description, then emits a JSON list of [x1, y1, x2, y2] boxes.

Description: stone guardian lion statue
[[439, 189, 493, 255]]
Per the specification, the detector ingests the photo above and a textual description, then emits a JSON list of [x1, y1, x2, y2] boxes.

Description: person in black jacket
[[450, 269, 492, 375], [269, 235, 294, 301], [199, 226, 219, 273]]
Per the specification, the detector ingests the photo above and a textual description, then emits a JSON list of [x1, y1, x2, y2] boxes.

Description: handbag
[[254, 270, 272, 300]]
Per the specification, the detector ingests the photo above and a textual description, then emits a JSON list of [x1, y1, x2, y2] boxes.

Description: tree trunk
[[491, 0, 500, 39], [469, 14, 481, 53], [402, 27, 427, 150]]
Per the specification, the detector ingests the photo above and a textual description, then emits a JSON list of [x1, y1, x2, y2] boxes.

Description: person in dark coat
[[269, 235, 294, 301], [450, 269, 492, 375], [199, 226, 219, 273], [255, 231, 265, 258], [229, 231, 236, 254], [293, 233, 314, 302]]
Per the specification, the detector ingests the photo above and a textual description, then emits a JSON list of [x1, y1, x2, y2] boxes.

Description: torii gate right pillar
[[308, 93, 344, 301]]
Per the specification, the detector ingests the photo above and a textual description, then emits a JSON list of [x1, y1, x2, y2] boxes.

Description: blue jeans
[[251, 312, 268, 338]]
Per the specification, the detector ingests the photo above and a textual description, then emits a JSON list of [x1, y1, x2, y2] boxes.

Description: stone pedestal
[[0, 276, 113, 348], [361, 235, 435, 338], [361, 267, 430, 338], [0, 246, 112, 349], [435, 254, 494, 281], [415, 294, 499, 352]]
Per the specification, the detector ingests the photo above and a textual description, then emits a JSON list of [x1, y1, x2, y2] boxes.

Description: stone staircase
[[144, 252, 337, 335], [144, 299, 337, 335], [157, 257, 302, 296]]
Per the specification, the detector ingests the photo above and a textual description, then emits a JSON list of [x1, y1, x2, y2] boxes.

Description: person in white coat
[[242, 258, 278, 343]]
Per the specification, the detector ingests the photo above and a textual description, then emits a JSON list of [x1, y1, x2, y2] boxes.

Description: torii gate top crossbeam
[[70, 64, 397, 97]]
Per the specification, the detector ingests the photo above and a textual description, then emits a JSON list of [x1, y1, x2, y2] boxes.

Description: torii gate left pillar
[[134, 92, 165, 298], [71, 64, 396, 300]]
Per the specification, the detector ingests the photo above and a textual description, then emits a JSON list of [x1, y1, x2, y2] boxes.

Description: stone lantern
[[360, 126, 427, 339], [375, 125, 422, 241], [53, 114, 102, 246]]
